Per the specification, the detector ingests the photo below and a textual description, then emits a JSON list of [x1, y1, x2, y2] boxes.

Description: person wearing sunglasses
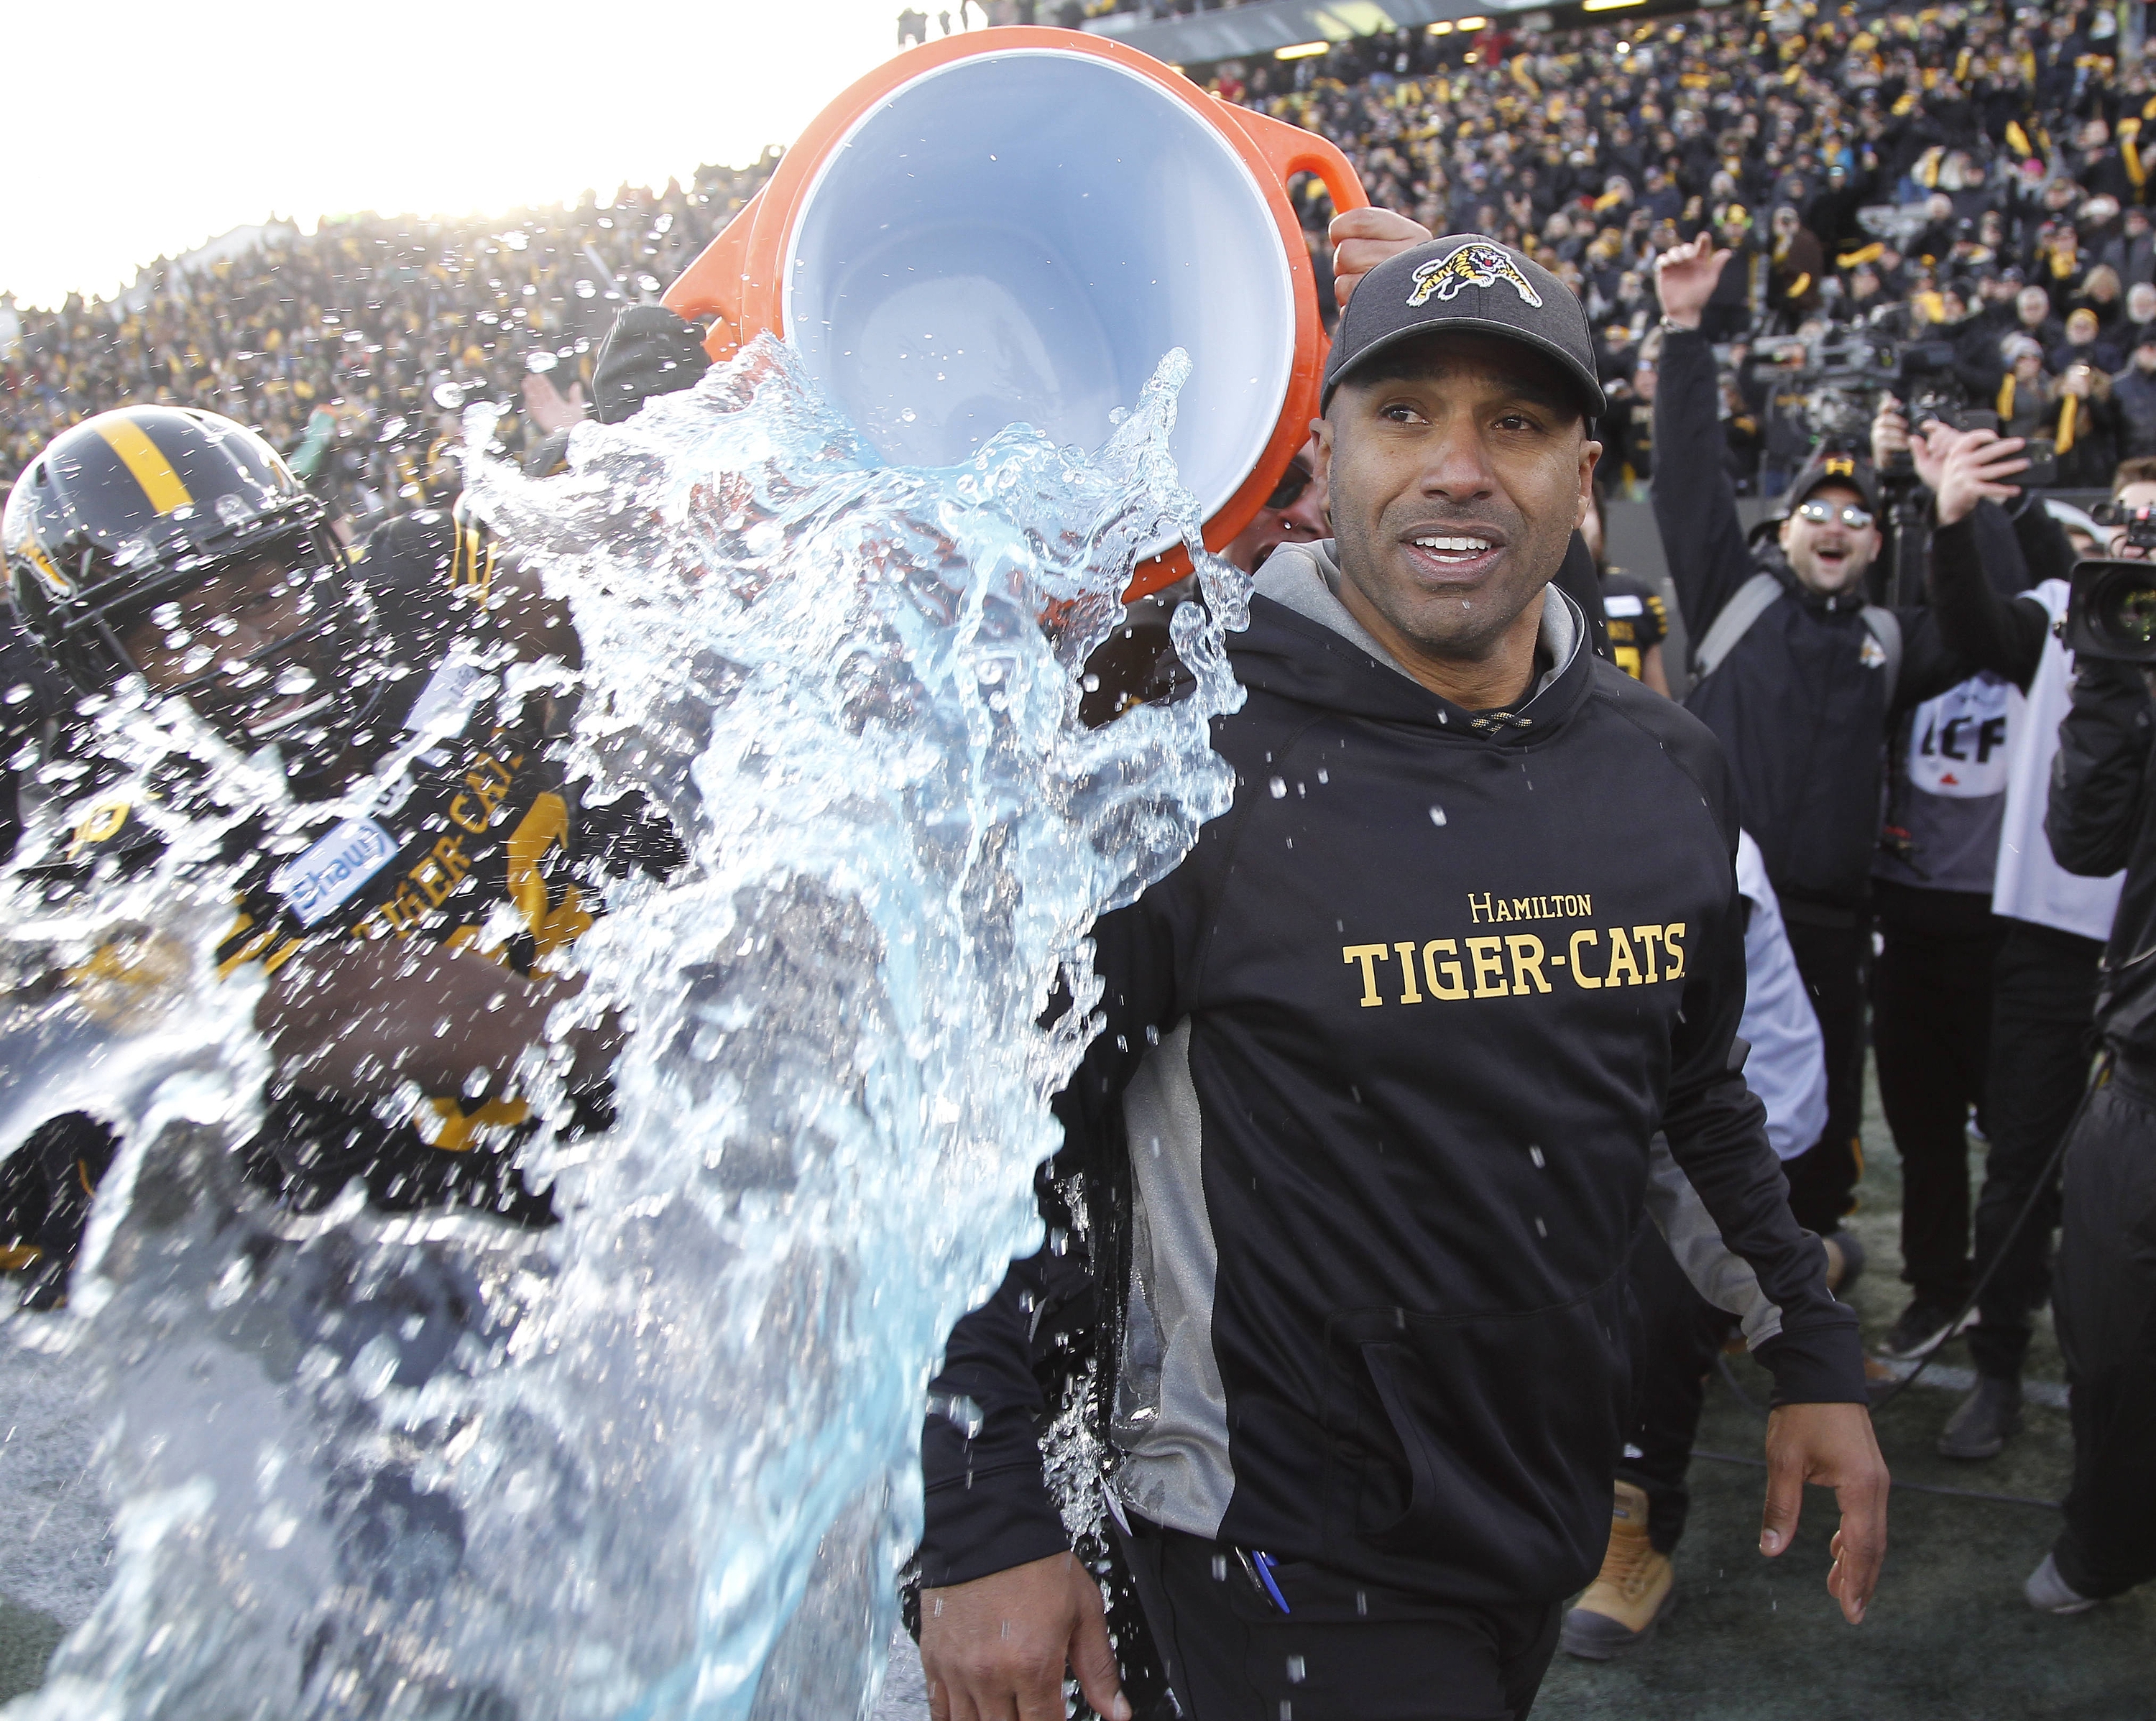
[[1650, 238, 2045, 1340], [1222, 438, 1329, 573]]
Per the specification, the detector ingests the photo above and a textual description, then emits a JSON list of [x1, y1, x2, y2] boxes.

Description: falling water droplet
[[1429, 806, 1447, 826], [1268, 776, 1287, 798]]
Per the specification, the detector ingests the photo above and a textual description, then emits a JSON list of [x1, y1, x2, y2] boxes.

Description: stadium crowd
[[0, 158, 779, 521], [11, 0, 2156, 515], [1235, 0, 2156, 495], [5, 0, 2156, 1704]]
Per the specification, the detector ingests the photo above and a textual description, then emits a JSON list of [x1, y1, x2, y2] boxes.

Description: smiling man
[[916, 236, 1886, 1721], [1651, 236, 2034, 1293]]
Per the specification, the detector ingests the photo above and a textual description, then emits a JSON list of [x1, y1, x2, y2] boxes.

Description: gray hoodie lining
[[1254, 539, 1579, 704]]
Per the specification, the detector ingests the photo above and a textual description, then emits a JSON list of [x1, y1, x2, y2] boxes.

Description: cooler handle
[[1218, 102, 1369, 218], [660, 186, 766, 363]]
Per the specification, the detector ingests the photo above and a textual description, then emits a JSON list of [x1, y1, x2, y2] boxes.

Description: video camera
[[2068, 505, 2156, 661], [1751, 330, 1968, 451], [2065, 562, 2156, 660]]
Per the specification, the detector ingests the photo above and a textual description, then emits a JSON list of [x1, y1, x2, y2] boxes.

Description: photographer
[[1651, 237, 2031, 1264], [1919, 451, 2128, 1464], [1864, 403, 2035, 1367], [2022, 514, 2156, 1614]]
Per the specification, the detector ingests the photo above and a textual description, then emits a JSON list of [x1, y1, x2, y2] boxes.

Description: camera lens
[[2106, 576, 2156, 650]]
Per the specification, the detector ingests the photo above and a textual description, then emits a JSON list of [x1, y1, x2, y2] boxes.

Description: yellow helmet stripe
[[93, 415, 193, 515]]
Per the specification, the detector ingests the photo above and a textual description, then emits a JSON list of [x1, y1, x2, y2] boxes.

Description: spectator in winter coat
[[2100, 205, 2156, 289], [2122, 281, 2156, 352], [1836, 262, 1890, 324], [1998, 338, 2053, 444], [1805, 162, 1876, 259], [2073, 266, 2128, 342], [1700, 205, 1759, 339], [2046, 359, 2126, 487], [2112, 338, 2156, 461], [1651, 235, 2030, 1273], [2017, 284, 2068, 351], [1769, 206, 1826, 322], [2050, 307, 2124, 379]]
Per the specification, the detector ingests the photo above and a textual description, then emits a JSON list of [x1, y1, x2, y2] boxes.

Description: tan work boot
[[1560, 1481, 1675, 1659]]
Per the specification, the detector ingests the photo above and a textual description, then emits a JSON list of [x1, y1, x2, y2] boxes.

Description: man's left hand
[[1925, 425, 2030, 525], [522, 372, 588, 433], [1330, 208, 1432, 307], [1759, 1401, 1890, 1624]]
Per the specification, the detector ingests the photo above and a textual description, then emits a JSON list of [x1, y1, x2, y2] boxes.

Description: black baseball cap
[[1781, 446, 1881, 519], [1323, 234, 1606, 419]]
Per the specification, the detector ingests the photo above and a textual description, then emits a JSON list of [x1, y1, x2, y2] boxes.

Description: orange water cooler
[[664, 27, 1365, 596]]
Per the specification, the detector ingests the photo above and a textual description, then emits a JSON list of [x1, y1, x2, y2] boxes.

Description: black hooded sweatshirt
[[2048, 655, 2156, 1070], [919, 560, 1866, 1609]]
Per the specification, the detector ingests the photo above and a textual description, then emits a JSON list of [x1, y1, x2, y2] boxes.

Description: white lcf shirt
[[1991, 579, 2126, 943]]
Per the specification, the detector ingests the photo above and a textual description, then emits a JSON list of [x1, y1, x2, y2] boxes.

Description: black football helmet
[[3, 406, 390, 752]]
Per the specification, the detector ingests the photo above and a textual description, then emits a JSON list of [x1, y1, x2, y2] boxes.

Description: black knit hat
[[1323, 233, 1606, 418]]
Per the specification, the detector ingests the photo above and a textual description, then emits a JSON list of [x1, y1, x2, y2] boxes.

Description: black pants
[[1614, 1222, 1736, 1554], [1779, 910, 1871, 1236], [1969, 921, 2104, 1382], [1870, 882, 2004, 1306], [1116, 1519, 1562, 1721], [2052, 1065, 2156, 1600]]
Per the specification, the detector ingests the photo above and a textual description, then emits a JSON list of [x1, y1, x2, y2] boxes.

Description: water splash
[[2, 335, 1249, 1719]]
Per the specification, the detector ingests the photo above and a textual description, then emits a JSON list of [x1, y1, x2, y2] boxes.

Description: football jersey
[[1600, 570, 1669, 684], [53, 658, 678, 1212], [211, 662, 596, 1151]]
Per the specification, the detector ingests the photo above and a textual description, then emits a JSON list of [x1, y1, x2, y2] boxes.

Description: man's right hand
[[920, 1552, 1130, 1721], [1653, 236, 1732, 331], [1871, 394, 1911, 472], [1330, 206, 1432, 308]]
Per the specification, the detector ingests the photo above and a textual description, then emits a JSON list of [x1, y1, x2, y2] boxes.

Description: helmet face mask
[[109, 535, 379, 754], [6, 406, 398, 770]]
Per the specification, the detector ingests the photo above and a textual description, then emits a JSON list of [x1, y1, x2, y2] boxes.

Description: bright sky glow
[[2, 1, 970, 310]]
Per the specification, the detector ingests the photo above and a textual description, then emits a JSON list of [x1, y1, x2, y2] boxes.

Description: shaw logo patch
[[273, 816, 398, 928], [1408, 242, 1544, 309]]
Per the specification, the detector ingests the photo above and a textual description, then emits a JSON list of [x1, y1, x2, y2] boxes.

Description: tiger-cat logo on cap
[[1407, 242, 1544, 309]]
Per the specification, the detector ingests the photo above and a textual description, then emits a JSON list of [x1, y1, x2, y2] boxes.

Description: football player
[[1, 404, 675, 1305]]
